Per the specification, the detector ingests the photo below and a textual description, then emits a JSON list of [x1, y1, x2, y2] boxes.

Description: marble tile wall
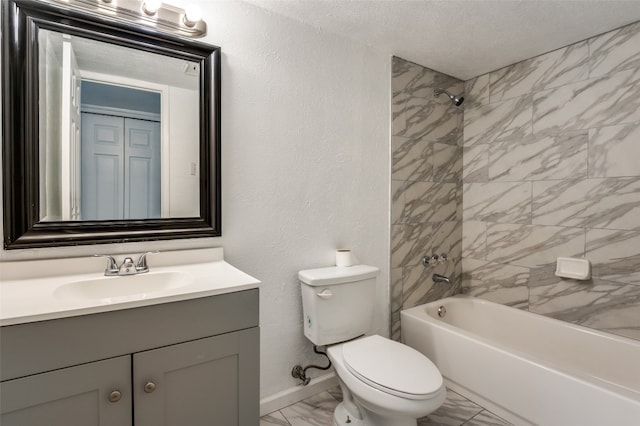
[[461, 21, 640, 341], [391, 57, 464, 340]]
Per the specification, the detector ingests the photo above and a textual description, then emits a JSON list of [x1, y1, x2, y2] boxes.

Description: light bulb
[[142, 0, 162, 16], [183, 4, 202, 27]]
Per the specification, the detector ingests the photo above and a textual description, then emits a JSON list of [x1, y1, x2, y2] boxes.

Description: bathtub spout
[[433, 273, 451, 284]]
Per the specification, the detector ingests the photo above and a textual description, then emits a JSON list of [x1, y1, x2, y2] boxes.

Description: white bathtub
[[401, 295, 640, 426]]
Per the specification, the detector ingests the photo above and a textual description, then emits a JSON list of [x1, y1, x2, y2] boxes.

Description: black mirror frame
[[2, 0, 221, 249]]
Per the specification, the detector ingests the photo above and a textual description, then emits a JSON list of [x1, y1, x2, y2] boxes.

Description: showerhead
[[434, 88, 464, 106]]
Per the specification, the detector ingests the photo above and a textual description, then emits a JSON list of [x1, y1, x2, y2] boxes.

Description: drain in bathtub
[[437, 306, 446, 317]]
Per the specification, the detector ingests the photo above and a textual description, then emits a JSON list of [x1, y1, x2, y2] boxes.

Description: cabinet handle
[[144, 381, 157, 393], [108, 390, 122, 403]]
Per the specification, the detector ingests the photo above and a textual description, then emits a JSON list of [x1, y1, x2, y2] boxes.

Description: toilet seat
[[342, 335, 443, 400]]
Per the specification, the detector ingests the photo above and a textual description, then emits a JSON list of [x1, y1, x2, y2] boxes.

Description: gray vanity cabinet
[[0, 289, 259, 426], [134, 328, 258, 426], [0, 356, 132, 426]]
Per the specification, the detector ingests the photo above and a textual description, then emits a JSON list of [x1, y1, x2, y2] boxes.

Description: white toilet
[[299, 265, 446, 426]]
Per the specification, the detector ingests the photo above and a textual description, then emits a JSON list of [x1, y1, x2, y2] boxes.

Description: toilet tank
[[299, 265, 379, 346]]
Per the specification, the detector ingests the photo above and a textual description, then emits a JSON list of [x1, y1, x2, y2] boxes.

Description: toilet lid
[[342, 335, 443, 400]]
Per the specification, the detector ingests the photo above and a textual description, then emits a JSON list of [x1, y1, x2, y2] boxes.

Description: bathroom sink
[[54, 271, 194, 302], [1, 247, 262, 326]]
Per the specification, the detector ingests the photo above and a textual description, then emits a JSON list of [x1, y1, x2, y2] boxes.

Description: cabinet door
[[0, 356, 131, 426], [134, 327, 259, 426]]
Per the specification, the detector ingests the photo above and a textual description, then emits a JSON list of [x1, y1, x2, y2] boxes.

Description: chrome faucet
[[135, 252, 155, 274], [97, 252, 156, 276], [119, 257, 137, 275], [100, 255, 120, 276], [432, 273, 451, 284]]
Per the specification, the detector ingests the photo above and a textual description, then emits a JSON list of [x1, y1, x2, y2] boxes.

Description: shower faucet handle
[[422, 253, 450, 267], [422, 254, 440, 267]]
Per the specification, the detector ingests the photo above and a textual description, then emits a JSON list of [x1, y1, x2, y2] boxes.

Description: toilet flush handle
[[316, 289, 333, 299]]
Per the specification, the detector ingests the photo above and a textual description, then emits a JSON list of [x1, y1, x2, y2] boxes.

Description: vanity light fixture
[[183, 4, 203, 27], [47, 0, 207, 38], [142, 0, 162, 16]]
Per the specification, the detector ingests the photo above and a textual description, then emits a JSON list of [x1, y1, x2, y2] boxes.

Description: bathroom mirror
[[2, 0, 221, 249]]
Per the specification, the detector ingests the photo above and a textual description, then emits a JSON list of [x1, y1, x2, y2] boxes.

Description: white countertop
[[0, 248, 260, 326]]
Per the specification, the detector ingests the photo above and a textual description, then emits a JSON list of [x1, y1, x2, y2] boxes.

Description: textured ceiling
[[245, 0, 640, 80], [71, 35, 198, 90], [40, 28, 198, 90]]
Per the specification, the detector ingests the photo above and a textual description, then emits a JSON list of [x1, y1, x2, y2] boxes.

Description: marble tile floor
[[260, 386, 513, 426]]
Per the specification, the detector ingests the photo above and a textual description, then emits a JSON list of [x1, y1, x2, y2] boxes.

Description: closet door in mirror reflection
[[81, 114, 160, 220]]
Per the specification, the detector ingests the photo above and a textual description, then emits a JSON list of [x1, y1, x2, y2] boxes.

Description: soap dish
[[555, 257, 591, 280]]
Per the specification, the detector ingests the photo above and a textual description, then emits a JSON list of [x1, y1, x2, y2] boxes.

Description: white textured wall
[[168, 86, 199, 217], [204, 1, 391, 397], [0, 1, 391, 400]]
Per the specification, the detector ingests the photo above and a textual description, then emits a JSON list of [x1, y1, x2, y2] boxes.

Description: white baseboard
[[260, 372, 339, 416]]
